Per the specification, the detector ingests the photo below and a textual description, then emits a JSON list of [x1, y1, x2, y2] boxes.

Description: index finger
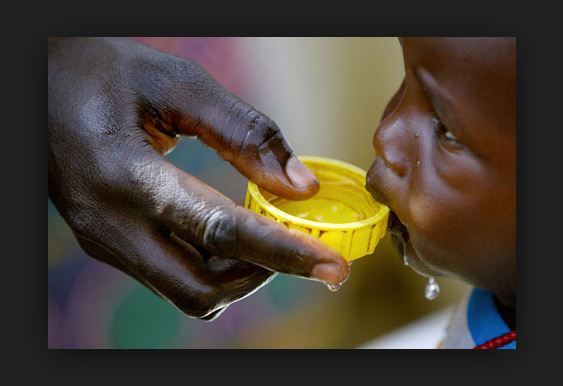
[[130, 48, 319, 200]]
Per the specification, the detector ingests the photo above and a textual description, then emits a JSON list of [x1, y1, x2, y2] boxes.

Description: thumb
[[133, 50, 319, 200]]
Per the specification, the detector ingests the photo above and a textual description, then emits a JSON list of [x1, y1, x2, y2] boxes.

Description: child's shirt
[[440, 287, 516, 349]]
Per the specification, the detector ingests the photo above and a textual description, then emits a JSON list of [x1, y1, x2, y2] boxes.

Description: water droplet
[[424, 277, 440, 300], [402, 254, 409, 266], [415, 132, 420, 139], [326, 282, 342, 292], [416, 160, 421, 168]]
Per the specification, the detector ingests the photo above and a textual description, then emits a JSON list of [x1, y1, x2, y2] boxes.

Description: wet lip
[[388, 211, 411, 265], [387, 211, 410, 242], [387, 211, 398, 230], [387, 212, 433, 275]]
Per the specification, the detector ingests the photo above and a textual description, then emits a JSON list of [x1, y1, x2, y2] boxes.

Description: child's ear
[[381, 79, 405, 123]]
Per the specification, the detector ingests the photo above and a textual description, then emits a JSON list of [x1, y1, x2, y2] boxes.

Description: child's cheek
[[407, 194, 438, 235], [406, 188, 471, 272]]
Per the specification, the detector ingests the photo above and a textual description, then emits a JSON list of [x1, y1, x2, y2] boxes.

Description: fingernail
[[285, 157, 319, 190], [311, 262, 349, 285]]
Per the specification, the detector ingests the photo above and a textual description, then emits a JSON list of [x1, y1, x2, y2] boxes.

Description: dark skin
[[48, 38, 349, 320], [366, 38, 515, 329]]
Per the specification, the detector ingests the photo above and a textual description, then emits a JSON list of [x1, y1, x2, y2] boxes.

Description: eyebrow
[[414, 67, 465, 138]]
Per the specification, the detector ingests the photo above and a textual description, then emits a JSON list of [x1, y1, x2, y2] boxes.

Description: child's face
[[366, 38, 515, 303]]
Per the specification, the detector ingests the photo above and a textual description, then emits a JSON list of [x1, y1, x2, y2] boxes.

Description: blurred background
[[48, 37, 469, 349]]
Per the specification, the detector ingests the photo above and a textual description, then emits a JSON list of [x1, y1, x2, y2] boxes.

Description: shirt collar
[[467, 288, 516, 349]]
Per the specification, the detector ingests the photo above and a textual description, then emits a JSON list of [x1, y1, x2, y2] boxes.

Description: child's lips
[[387, 211, 440, 277], [388, 210, 412, 263], [388, 211, 410, 242], [387, 210, 398, 231]]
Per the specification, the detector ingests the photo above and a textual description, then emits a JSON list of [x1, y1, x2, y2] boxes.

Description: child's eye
[[441, 128, 457, 142], [433, 117, 462, 149]]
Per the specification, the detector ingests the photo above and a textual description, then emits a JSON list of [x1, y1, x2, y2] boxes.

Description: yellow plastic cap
[[244, 156, 389, 261]]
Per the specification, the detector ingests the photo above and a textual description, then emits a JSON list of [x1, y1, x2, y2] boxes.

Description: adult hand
[[48, 38, 348, 320]]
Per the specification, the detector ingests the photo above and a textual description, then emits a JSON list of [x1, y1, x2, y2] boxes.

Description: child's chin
[[403, 241, 442, 278], [408, 261, 436, 277]]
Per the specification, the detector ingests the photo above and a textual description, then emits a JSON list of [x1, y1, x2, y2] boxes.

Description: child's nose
[[372, 115, 410, 178]]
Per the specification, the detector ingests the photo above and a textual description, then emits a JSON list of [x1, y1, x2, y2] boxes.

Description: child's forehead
[[401, 37, 515, 74], [402, 38, 515, 140]]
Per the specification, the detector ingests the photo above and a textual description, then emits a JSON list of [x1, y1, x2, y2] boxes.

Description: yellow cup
[[244, 156, 389, 261]]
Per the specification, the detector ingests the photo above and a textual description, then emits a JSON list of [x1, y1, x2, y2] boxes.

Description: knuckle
[[252, 115, 282, 151], [245, 112, 277, 136], [202, 207, 238, 257], [231, 110, 282, 153]]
